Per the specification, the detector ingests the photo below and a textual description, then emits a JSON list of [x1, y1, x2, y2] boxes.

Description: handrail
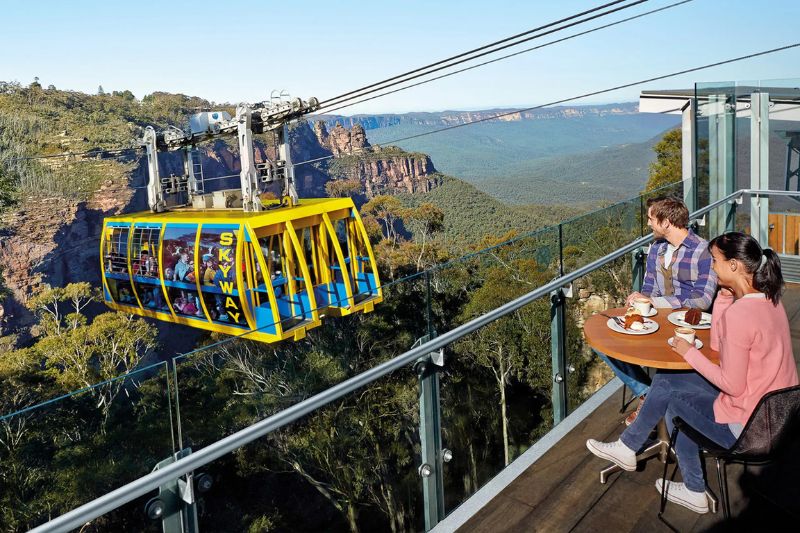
[[34, 187, 751, 532]]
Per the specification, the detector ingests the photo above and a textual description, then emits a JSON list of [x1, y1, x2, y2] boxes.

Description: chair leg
[[659, 425, 680, 516], [620, 383, 628, 413], [715, 458, 728, 519], [721, 459, 731, 518]]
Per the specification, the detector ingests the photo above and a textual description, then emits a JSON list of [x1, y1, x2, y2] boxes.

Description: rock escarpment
[[312, 121, 438, 196]]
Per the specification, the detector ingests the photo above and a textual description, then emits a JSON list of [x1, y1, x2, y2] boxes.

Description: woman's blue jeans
[[619, 371, 737, 492], [595, 350, 651, 397]]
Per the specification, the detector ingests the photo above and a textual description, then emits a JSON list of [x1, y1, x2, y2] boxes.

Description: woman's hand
[[671, 336, 693, 357], [718, 286, 735, 297]]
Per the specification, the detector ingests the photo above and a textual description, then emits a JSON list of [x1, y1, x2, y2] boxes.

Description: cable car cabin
[[100, 198, 382, 343]]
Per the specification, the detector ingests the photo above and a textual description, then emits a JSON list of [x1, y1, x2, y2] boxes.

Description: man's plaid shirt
[[641, 229, 717, 310]]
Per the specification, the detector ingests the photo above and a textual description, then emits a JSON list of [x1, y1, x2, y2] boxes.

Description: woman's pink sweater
[[683, 292, 799, 425]]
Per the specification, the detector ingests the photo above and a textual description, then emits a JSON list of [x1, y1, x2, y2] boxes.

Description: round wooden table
[[584, 307, 719, 493], [584, 307, 719, 369]]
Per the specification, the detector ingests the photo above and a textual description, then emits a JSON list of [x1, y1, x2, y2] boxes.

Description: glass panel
[[0, 363, 174, 531], [161, 224, 204, 320], [442, 303, 555, 517], [562, 197, 640, 273], [186, 368, 422, 532], [566, 257, 633, 410]]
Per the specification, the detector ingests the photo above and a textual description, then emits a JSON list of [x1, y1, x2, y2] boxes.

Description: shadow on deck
[[457, 284, 800, 532]]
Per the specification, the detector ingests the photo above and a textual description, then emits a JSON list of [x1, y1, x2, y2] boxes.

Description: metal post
[[278, 124, 299, 206], [557, 223, 564, 277], [425, 271, 433, 338], [416, 334, 445, 531], [751, 92, 770, 244], [631, 248, 645, 292], [149, 449, 200, 533], [550, 289, 567, 424], [707, 93, 735, 237], [236, 105, 262, 212], [143, 126, 165, 213], [682, 99, 697, 213], [184, 148, 202, 198]]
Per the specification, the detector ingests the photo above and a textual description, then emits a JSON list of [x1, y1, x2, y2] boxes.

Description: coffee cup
[[674, 327, 696, 345], [632, 297, 651, 315]]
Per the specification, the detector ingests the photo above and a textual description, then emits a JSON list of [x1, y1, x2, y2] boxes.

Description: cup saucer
[[667, 337, 703, 349]]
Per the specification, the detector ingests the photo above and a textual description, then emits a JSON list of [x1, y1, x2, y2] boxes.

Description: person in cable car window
[[163, 244, 179, 272], [213, 260, 234, 321], [134, 250, 156, 277], [173, 251, 193, 282], [108, 251, 126, 273], [203, 255, 217, 286]]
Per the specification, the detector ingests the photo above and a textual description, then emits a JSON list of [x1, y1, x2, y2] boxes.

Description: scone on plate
[[624, 307, 645, 330]]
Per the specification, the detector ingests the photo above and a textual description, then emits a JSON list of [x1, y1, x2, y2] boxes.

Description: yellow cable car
[[100, 198, 382, 342]]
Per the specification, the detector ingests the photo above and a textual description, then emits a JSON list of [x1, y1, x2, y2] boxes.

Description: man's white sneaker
[[655, 478, 709, 514], [585, 439, 637, 471]]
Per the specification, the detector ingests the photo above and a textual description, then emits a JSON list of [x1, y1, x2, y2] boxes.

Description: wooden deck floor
[[458, 285, 800, 532]]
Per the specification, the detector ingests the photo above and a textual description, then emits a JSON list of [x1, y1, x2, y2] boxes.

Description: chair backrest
[[730, 384, 800, 459]]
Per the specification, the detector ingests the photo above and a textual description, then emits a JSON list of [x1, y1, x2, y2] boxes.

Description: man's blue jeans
[[619, 371, 737, 492], [595, 350, 651, 397]]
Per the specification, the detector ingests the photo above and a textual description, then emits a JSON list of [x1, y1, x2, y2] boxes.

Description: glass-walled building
[[641, 79, 800, 277]]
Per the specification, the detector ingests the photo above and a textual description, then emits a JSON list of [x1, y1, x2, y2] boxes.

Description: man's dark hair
[[646, 195, 689, 229]]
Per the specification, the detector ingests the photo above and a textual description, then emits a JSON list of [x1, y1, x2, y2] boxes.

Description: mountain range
[[323, 104, 680, 206]]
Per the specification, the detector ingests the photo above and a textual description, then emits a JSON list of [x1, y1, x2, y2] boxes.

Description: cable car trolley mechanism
[[100, 95, 382, 342]]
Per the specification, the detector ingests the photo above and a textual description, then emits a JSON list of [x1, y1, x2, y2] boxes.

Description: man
[[173, 251, 193, 282], [598, 195, 717, 425]]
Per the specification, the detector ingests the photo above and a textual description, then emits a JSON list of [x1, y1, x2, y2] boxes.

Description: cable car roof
[[105, 197, 356, 225]]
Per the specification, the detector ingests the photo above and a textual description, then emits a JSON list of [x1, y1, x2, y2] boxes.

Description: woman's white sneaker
[[655, 479, 709, 514], [585, 439, 637, 471]]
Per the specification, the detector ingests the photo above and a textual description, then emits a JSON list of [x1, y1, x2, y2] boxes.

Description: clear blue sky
[[2, 0, 799, 114]]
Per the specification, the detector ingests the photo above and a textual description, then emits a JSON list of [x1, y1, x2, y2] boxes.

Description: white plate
[[667, 311, 712, 330], [630, 307, 658, 317], [606, 317, 660, 335], [668, 337, 704, 349]]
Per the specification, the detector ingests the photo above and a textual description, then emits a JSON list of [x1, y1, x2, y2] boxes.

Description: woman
[[586, 232, 798, 514]]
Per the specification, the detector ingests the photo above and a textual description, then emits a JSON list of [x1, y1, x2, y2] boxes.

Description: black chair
[[659, 384, 800, 520]]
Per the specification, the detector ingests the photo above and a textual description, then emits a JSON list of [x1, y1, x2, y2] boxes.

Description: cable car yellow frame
[[100, 198, 382, 343]]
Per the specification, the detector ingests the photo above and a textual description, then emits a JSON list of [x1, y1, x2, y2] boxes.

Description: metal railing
[[30, 187, 782, 532]]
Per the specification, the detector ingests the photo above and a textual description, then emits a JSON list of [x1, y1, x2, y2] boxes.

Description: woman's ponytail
[[753, 247, 783, 305]]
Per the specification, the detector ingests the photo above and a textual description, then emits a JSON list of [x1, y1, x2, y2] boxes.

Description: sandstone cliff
[[312, 122, 438, 196], [0, 170, 137, 333]]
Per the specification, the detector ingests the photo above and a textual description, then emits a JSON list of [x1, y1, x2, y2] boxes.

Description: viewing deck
[[457, 284, 800, 532]]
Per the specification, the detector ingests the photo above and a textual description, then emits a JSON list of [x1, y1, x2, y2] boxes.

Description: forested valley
[[0, 80, 680, 531]]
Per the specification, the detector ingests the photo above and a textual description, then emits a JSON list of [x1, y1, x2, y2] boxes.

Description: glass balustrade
[[8, 183, 778, 532], [0, 362, 173, 531]]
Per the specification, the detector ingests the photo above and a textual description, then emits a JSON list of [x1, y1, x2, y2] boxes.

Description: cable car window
[[130, 224, 167, 311], [162, 225, 203, 319], [198, 226, 245, 327], [103, 225, 136, 306]]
